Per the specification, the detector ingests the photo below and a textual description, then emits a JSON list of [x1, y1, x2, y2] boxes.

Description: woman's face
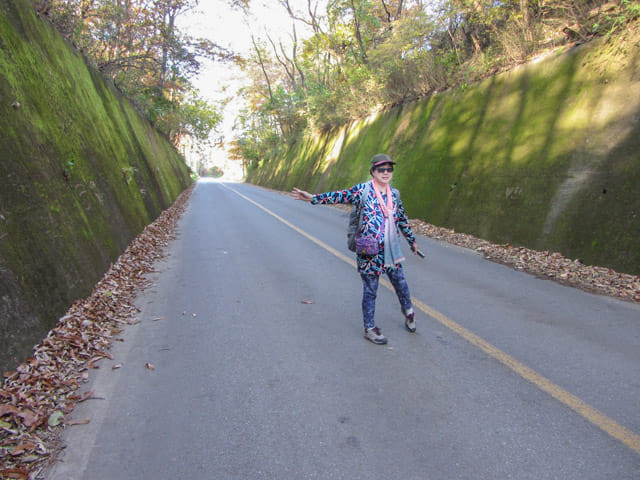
[[371, 163, 394, 186]]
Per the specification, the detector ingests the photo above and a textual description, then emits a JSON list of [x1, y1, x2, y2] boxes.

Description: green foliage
[[369, 12, 445, 102], [182, 96, 223, 141], [306, 80, 351, 127], [234, 105, 284, 172], [150, 91, 222, 145], [202, 165, 224, 177], [598, 0, 640, 35]]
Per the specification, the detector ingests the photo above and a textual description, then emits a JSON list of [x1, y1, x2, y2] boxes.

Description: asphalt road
[[46, 180, 640, 480]]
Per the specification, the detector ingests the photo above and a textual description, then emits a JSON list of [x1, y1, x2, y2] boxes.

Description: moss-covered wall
[[248, 27, 640, 276], [0, 0, 192, 372]]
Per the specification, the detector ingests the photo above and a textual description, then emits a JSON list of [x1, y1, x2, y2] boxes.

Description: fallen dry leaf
[[69, 390, 94, 403], [66, 418, 90, 426], [0, 404, 39, 428], [0, 467, 30, 479], [10, 442, 37, 456]]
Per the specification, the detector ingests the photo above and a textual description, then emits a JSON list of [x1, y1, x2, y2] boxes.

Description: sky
[[178, 1, 321, 138]]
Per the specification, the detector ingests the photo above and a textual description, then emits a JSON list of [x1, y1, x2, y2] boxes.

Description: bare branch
[[278, 0, 324, 34]]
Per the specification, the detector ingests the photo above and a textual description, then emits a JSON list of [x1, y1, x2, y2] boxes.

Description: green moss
[[0, 0, 192, 372]]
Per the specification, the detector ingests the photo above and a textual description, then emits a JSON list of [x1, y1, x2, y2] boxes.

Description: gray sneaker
[[364, 327, 388, 345], [404, 312, 416, 333]]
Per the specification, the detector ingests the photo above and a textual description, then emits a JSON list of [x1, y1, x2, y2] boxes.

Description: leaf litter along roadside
[[408, 220, 640, 303], [2, 184, 639, 479], [0, 184, 194, 479]]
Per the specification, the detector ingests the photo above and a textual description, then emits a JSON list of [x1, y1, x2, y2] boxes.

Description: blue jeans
[[360, 267, 413, 330]]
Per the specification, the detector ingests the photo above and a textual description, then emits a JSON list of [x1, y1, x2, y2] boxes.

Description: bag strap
[[357, 181, 372, 233], [392, 188, 400, 214]]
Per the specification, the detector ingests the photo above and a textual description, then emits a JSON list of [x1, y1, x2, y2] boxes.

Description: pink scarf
[[372, 183, 394, 218]]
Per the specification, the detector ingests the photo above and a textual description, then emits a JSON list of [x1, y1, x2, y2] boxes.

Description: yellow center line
[[224, 183, 640, 456]]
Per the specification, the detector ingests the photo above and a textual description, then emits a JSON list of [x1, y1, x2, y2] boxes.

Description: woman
[[291, 153, 421, 345]]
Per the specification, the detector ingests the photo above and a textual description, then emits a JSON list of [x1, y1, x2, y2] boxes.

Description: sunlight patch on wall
[[542, 166, 594, 237], [324, 127, 347, 171]]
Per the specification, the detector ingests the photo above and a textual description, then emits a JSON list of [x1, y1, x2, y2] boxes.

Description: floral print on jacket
[[311, 181, 416, 275]]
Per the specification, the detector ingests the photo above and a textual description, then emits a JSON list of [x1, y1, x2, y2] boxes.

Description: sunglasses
[[375, 166, 394, 173]]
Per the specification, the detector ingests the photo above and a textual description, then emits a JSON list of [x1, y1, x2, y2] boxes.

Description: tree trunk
[[350, 0, 368, 64]]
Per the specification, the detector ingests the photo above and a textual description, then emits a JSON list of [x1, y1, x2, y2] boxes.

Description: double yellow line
[[225, 183, 640, 456]]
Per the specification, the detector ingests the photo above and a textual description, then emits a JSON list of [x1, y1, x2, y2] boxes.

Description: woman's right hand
[[291, 188, 313, 202]]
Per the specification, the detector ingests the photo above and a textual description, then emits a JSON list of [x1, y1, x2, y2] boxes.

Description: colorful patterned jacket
[[311, 181, 416, 275]]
